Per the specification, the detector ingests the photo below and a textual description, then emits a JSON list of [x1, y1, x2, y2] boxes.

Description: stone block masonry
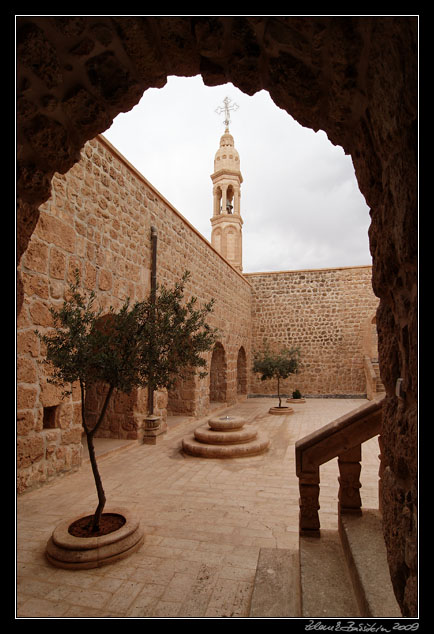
[[246, 267, 379, 398], [17, 135, 252, 494], [17, 134, 377, 495]]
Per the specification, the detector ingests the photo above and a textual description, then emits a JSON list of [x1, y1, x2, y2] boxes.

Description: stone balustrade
[[295, 398, 384, 536]]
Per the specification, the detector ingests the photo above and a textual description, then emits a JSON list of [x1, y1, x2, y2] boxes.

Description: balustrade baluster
[[299, 468, 320, 537], [338, 444, 362, 515], [295, 398, 384, 535]]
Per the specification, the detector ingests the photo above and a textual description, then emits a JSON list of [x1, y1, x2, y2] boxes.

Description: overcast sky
[[103, 75, 372, 273]]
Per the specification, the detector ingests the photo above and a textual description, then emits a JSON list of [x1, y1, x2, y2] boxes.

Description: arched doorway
[[82, 314, 146, 440], [237, 346, 247, 396], [84, 382, 140, 439], [167, 372, 197, 416], [209, 342, 227, 404], [363, 314, 385, 401]]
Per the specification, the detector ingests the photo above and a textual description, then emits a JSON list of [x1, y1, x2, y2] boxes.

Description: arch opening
[[237, 346, 247, 395], [209, 342, 227, 404], [16, 16, 418, 617], [167, 372, 197, 417]]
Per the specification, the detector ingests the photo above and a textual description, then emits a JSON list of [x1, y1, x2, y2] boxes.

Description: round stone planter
[[268, 406, 294, 415], [286, 398, 306, 404], [45, 507, 144, 570]]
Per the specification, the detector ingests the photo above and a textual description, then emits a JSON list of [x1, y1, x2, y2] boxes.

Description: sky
[[103, 75, 372, 274]]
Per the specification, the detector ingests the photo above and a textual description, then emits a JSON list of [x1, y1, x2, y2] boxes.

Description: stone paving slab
[[16, 398, 380, 619]]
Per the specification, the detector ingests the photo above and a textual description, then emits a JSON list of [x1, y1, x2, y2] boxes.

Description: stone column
[[221, 186, 227, 214]]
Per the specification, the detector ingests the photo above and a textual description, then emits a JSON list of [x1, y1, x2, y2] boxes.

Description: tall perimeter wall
[[17, 135, 252, 494], [246, 267, 379, 398]]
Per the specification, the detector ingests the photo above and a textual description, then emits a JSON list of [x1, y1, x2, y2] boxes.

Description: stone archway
[[83, 313, 147, 440], [209, 342, 227, 404], [167, 372, 197, 416], [84, 382, 140, 439], [237, 346, 247, 396], [16, 16, 418, 615], [363, 313, 385, 401]]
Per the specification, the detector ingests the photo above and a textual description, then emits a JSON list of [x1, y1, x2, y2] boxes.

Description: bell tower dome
[[211, 98, 243, 272]]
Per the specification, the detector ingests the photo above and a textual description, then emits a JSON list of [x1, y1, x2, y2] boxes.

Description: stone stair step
[[339, 509, 401, 617], [193, 423, 258, 445], [249, 548, 301, 618], [300, 529, 361, 618]]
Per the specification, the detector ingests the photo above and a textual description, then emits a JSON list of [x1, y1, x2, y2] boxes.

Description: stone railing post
[[298, 468, 320, 537], [295, 398, 384, 536], [338, 444, 362, 515]]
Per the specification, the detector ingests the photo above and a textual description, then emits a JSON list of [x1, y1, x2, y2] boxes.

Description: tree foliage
[[252, 344, 301, 407], [37, 270, 218, 531]]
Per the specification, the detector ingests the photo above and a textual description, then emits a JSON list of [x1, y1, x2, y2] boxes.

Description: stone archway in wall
[[209, 342, 227, 404], [167, 373, 197, 417], [83, 314, 148, 441], [237, 346, 247, 396], [84, 382, 143, 440], [16, 16, 418, 616], [363, 313, 385, 401]]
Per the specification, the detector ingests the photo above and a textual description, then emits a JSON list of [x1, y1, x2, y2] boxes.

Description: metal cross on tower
[[215, 96, 239, 129]]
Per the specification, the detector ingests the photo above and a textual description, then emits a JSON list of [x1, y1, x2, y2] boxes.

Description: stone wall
[[17, 134, 252, 493], [246, 266, 379, 397]]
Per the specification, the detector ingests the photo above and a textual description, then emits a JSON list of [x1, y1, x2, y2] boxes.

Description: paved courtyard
[[16, 397, 380, 619]]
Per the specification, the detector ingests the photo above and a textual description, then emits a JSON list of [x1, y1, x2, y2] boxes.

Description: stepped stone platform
[[182, 414, 270, 458]]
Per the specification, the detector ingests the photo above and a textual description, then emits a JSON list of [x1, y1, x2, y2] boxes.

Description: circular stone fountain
[[182, 415, 269, 458]]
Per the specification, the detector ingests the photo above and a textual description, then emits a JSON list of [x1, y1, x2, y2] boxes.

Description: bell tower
[[211, 97, 243, 272]]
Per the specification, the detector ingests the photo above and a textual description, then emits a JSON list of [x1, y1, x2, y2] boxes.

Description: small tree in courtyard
[[37, 270, 218, 533], [252, 344, 301, 408]]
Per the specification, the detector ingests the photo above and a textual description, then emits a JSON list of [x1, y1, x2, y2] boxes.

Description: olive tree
[[252, 345, 301, 408], [38, 271, 217, 532]]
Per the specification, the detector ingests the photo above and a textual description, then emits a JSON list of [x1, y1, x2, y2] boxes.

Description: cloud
[[104, 75, 372, 273]]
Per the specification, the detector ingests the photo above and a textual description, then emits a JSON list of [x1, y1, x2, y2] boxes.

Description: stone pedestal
[[138, 415, 166, 445], [182, 414, 269, 458]]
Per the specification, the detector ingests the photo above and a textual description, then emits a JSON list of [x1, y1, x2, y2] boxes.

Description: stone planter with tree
[[252, 345, 301, 415], [287, 388, 306, 404], [38, 270, 217, 568]]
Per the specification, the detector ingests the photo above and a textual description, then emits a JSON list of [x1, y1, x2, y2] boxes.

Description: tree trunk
[[85, 431, 106, 532], [277, 377, 281, 408], [81, 383, 115, 532]]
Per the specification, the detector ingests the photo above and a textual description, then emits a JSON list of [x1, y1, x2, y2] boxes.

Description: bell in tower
[[210, 98, 243, 273]]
